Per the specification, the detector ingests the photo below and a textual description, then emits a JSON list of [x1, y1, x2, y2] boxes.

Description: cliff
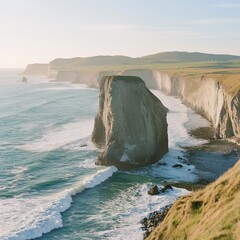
[[22, 63, 49, 76], [147, 159, 240, 240], [55, 70, 117, 88], [91, 76, 168, 169], [152, 71, 240, 142], [53, 69, 240, 142], [22, 52, 240, 142]]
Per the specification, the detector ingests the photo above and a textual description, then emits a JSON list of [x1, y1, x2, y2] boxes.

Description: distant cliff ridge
[[22, 64, 49, 76], [91, 76, 168, 169], [152, 71, 240, 142], [22, 52, 240, 142], [52, 69, 240, 143]]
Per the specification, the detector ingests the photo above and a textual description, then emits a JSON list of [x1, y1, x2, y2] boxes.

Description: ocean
[[0, 70, 238, 240]]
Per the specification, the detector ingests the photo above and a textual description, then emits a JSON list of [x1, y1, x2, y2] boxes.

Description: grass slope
[[49, 52, 240, 71], [140, 51, 240, 63], [147, 160, 240, 240]]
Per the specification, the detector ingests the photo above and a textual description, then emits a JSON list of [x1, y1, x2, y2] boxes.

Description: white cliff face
[[22, 64, 49, 76], [153, 71, 172, 93], [52, 68, 239, 141], [91, 76, 168, 169], [55, 70, 119, 88], [152, 70, 240, 141]]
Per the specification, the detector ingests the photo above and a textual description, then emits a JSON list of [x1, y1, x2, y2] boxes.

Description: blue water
[[0, 70, 238, 240]]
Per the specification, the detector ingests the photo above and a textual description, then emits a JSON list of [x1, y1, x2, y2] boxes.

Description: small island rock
[[91, 75, 168, 169], [21, 76, 28, 83], [148, 185, 160, 195]]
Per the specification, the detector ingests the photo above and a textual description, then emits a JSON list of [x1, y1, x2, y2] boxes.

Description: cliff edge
[[91, 75, 168, 169], [147, 160, 240, 240], [22, 63, 49, 76]]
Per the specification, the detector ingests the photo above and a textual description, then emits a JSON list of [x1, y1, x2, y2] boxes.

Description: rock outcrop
[[91, 76, 168, 169], [146, 160, 240, 240], [21, 76, 28, 82]]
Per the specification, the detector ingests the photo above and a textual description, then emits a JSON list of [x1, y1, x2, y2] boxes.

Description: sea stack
[[21, 76, 28, 82], [91, 75, 168, 169]]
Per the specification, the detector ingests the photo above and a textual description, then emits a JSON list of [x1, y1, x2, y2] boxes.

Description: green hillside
[[140, 51, 240, 63], [147, 160, 240, 240]]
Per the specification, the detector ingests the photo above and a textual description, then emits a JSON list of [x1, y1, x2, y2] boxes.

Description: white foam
[[44, 83, 89, 91], [151, 90, 209, 148], [17, 120, 94, 152], [134, 90, 211, 183], [0, 166, 117, 240], [11, 166, 28, 176], [10, 166, 28, 184], [96, 184, 189, 240], [78, 157, 100, 169]]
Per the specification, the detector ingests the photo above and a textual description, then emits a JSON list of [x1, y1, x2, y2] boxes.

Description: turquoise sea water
[[0, 70, 239, 240]]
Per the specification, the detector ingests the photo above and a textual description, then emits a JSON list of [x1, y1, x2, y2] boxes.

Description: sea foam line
[[16, 119, 94, 152], [0, 166, 117, 240]]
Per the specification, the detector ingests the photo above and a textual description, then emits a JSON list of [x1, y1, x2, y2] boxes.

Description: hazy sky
[[1, 0, 240, 67]]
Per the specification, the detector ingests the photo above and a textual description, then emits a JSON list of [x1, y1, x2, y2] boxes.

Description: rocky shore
[[146, 160, 240, 240], [141, 205, 172, 239]]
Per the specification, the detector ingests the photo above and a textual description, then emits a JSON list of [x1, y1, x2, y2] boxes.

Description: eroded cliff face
[[152, 71, 240, 142], [49, 68, 240, 142], [91, 76, 168, 169], [55, 70, 118, 88], [22, 64, 49, 76]]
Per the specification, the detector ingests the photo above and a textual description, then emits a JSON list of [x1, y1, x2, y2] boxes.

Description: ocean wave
[[0, 166, 117, 240], [44, 83, 89, 91], [16, 120, 94, 152], [98, 184, 189, 240]]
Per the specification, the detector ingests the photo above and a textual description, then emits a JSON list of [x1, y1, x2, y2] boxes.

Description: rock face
[[152, 71, 240, 142], [91, 75, 168, 169], [148, 185, 160, 195], [22, 64, 49, 76]]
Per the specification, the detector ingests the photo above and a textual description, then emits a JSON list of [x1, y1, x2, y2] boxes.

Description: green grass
[[147, 160, 240, 240]]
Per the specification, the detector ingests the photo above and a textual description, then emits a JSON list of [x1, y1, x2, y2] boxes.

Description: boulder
[[162, 184, 173, 192], [91, 75, 168, 169], [21, 76, 28, 82], [172, 164, 183, 168], [148, 185, 160, 195]]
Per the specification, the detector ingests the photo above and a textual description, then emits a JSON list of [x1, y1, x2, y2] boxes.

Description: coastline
[[5, 71, 239, 239], [141, 127, 240, 239]]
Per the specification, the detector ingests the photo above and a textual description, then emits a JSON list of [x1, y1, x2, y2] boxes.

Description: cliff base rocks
[[147, 160, 240, 240]]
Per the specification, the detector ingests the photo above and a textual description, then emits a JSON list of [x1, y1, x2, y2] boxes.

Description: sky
[[0, 0, 240, 67]]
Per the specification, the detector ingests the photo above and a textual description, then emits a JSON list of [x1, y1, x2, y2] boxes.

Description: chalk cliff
[[152, 71, 240, 142], [55, 70, 117, 88], [22, 60, 240, 143], [54, 69, 240, 143], [22, 64, 49, 76], [91, 76, 168, 169]]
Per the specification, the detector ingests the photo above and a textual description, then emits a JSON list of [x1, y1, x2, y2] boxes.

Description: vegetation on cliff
[[147, 160, 240, 240]]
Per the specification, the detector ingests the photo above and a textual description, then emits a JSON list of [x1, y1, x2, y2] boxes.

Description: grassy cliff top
[[50, 59, 240, 96], [27, 52, 240, 95], [147, 160, 240, 240], [49, 51, 240, 72]]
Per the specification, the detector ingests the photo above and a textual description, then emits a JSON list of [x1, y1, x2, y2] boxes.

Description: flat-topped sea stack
[[91, 75, 168, 169]]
